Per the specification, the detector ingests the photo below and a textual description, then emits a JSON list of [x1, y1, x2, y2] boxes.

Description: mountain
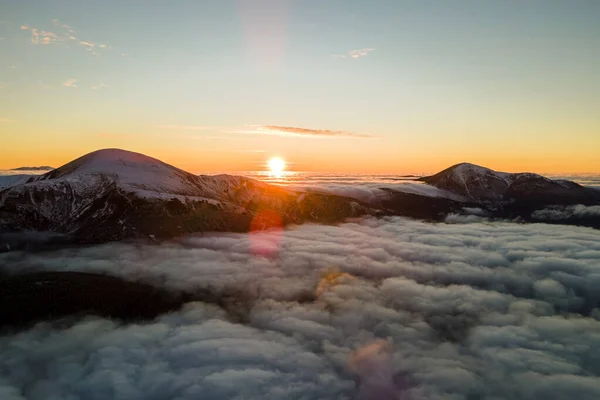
[[1, 152, 598, 252], [10, 166, 54, 171], [0, 175, 32, 191], [0, 149, 369, 250], [414, 162, 600, 228], [419, 163, 598, 205]]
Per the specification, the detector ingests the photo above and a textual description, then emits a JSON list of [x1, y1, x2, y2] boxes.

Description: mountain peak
[[69, 148, 166, 170], [420, 162, 591, 202], [41, 148, 178, 180], [420, 163, 519, 200], [31, 148, 209, 197], [444, 162, 506, 177]]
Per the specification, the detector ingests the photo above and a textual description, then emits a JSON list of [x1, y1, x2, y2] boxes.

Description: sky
[[1, 0, 599, 173]]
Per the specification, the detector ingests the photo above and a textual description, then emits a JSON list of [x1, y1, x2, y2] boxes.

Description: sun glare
[[268, 157, 285, 176]]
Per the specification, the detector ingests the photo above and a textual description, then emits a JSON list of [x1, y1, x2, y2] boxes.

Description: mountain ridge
[[419, 162, 595, 203], [0, 149, 369, 250], [10, 166, 54, 171], [1, 150, 599, 252]]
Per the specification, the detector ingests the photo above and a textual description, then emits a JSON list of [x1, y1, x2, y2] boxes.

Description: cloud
[[349, 48, 375, 58], [0, 118, 14, 123], [62, 78, 77, 88], [52, 19, 74, 32], [20, 20, 111, 53], [256, 178, 461, 204], [532, 205, 600, 221], [21, 26, 60, 45], [90, 83, 106, 90], [79, 41, 95, 48], [333, 48, 376, 59], [2, 217, 600, 399], [234, 125, 373, 138]]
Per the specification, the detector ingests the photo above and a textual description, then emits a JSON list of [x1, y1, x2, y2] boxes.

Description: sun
[[268, 157, 285, 176]]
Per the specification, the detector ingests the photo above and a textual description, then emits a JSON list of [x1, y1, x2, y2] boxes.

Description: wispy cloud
[[91, 83, 106, 90], [21, 25, 60, 45], [0, 117, 14, 123], [349, 48, 375, 58], [21, 20, 111, 54], [79, 41, 95, 48], [52, 19, 74, 33], [232, 125, 373, 138], [159, 125, 215, 131], [62, 78, 77, 88], [332, 48, 376, 59]]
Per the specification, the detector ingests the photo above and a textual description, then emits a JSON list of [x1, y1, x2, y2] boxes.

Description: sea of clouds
[[1, 216, 600, 400]]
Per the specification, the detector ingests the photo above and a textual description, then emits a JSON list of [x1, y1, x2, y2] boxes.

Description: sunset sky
[[1, 1, 599, 173]]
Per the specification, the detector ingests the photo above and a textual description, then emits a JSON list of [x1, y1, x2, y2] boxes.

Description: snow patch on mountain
[[0, 175, 33, 191], [448, 163, 514, 184], [30, 148, 215, 198]]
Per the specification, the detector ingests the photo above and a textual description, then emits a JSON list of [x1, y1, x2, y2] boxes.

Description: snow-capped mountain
[[33, 149, 221, 200], [419, 163, 598, 204], [1, 152, 598, 252], [0, 149, 368, 249]]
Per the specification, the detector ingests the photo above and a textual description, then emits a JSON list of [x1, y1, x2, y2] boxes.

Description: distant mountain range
[[1, 149, 598, 251], [10, 166, 54, 171]]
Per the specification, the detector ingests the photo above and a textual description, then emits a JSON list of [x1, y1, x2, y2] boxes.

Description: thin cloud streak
[[62, 78, 77, 88], [333, 48, 376, 59], [233, 125, 373, 138], [21, 20, 111, 53], [0, 118, 14, 123], [21, 25, 60, 45]]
